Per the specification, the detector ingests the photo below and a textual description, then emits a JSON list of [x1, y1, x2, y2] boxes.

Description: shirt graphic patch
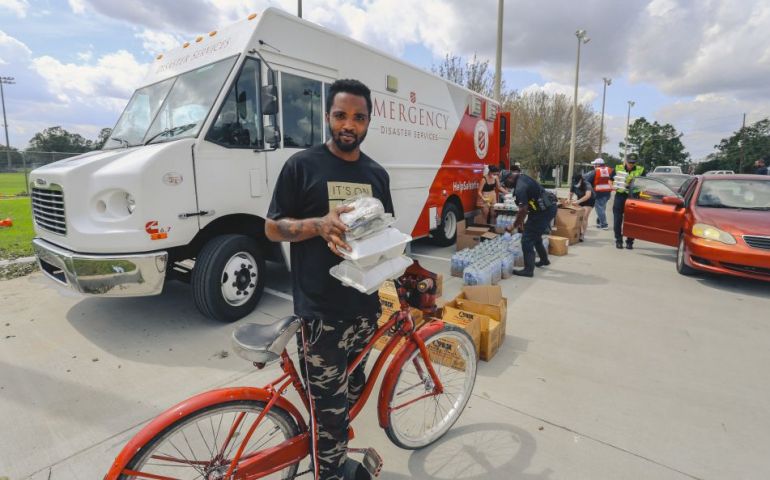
[[327, 181, 373, 209]]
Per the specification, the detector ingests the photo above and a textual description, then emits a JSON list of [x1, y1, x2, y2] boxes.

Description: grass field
[[0, 197, 34, 258], [0, 172, 28, 196]]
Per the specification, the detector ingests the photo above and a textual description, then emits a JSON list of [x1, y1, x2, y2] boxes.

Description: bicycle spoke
[[195, 420, 214, 460]]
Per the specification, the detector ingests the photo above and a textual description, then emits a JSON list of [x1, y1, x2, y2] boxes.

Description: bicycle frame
[[106, 310, 447, 480]]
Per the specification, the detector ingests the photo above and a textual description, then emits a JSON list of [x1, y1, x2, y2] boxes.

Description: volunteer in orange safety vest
[[582, 158, 613, 230]]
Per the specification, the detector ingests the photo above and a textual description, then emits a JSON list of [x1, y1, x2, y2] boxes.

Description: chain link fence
[[0, 151, 81, 196]]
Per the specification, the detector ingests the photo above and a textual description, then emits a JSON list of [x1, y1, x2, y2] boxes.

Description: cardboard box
[[440, 300, 482, 358], [552, 225, 580, 245], [435, 273, 443, 298], [373, 309, 425, 353], [452, 285, 508, 334], [548, 235, 569, 256], [456, 222, 491, 251], [480, 319, 503, 361], [480, 231, 498, 242], [555, 205, 584, 230]]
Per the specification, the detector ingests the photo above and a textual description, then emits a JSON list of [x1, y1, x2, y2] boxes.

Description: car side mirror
[[662, 196, 684, 208], [261, 85, 278, 115], [264, 125, 280, 149]]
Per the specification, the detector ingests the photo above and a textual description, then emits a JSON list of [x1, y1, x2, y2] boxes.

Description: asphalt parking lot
[[2, 218, 770, 480]]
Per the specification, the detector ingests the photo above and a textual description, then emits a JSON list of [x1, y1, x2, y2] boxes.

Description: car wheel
[[192, 234, 265, 322], [676, 235, 696, 276], [430, 202, 462, 247]]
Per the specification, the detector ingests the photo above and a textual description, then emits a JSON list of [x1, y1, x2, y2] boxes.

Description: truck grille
[[32, 187, 66, 235], [743, 235, 770, 250]]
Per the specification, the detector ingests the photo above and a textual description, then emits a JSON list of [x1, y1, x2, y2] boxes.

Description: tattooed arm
[[265, 205, 354, 256]]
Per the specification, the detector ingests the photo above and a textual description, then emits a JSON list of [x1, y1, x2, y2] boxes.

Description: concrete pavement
[[1, 217, 769, 479]]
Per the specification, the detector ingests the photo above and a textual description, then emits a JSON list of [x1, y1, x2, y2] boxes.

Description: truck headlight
[[126, 193, 136, 214], [692, 223, 736, 245]]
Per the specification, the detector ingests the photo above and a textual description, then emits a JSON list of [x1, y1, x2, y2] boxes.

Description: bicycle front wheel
[[384, 323, 477, 449], [119, 400, 300, 480]]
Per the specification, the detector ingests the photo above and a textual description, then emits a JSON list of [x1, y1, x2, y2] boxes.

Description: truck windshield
[[105, 56, 237, 149]]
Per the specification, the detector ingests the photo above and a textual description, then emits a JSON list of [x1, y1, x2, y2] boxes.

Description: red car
[[623, 174, 770, 281]]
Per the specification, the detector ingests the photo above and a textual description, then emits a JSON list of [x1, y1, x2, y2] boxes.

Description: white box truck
[[30, 8, 511, 321]]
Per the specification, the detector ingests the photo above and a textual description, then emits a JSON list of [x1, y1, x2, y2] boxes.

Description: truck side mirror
[[261, 85, 278, 115], [264, 125, 281, 148]]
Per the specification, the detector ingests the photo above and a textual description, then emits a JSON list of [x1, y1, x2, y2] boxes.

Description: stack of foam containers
[[329, 197, 413, 295]]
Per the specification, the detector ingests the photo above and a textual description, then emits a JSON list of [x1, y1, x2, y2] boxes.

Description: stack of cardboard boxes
[[552, 203, 583, 244], [375, 279, 508, 363]]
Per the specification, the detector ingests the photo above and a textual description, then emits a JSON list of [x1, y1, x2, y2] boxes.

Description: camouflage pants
[[297, 315, 377, 480]]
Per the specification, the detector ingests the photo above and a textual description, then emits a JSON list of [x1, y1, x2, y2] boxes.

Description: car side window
[[631, 177, 677, 203], [206, 58, 262, 148], [680, 178, 697, 206], [281, 72, 323, 148]]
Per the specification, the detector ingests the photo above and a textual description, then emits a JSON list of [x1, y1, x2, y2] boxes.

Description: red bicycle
[[105, 287, 478, 479]]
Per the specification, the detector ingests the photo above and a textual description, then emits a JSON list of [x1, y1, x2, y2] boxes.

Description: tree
[[700, 118, 770, 173], [27, 126, 95, 153], [94, 128, 113, 150], [620, 117, 689, 170], [432, 53, 518, 108], [508, 91, 601, 179]]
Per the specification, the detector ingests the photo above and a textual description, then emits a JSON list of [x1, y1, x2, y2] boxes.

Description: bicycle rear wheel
[[119, 400, 300, 480], [384, 323, 477, 449]]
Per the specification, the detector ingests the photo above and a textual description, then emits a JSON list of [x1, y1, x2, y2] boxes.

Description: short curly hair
[[325, 79, 372, 116]]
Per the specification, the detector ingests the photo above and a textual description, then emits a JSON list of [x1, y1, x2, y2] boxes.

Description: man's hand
[[319, 205, 354, 257]]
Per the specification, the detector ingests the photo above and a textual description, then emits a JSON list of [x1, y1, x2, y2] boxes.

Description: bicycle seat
[[232, 316, 301, 365]]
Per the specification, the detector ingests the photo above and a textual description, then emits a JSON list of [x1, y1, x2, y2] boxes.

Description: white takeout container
[[341, 227, 412, 267], [330, 255, 413, 294]]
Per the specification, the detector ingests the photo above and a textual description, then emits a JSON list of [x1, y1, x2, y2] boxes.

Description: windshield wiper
[[144, 123, 198, 146], [743, 206, 770, 211]]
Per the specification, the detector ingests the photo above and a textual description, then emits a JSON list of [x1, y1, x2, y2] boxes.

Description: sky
[[1, 0, 770, 161]]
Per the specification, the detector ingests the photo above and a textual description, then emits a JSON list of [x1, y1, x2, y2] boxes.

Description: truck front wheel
[[430, 202, 462, 247], [192, 234, 265, 322]]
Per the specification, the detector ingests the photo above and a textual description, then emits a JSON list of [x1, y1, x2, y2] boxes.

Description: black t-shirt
[[267, 144, 394, 319], [513, 174, 547, 213], [571, 179, 594, 200]]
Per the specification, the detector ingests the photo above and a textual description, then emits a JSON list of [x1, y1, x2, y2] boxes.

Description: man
[[506, 170, 557, 277], [265, 79, 393, 480], [612, 153, 645, 249], [755, 156, 769, 175], [582, 158, 613, 229]]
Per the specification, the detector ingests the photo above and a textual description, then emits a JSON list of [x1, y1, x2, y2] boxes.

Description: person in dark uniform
[[265, 79, 393, 480], [570, 173, 595, 241], [505, 170, 558, 277]]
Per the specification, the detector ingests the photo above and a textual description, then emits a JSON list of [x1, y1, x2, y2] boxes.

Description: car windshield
[[697, 179, 770, 210], [652, 175, 691, 191], [104, 56, 237, 149]]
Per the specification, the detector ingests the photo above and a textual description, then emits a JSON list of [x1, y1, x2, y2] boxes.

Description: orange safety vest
[[594, 166, 613, 192]]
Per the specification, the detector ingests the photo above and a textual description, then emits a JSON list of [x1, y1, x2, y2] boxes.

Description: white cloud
[[31, 50, 147, 109], [522, 82, 598, 105], [0, 29, 32, 65], [135, 29, 184, 55], [68, 0, 86, 14], [0, 0, 29, 17]]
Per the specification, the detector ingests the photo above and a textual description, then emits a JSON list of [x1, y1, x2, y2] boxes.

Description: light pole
[[597, 77, 611, 157], [567, 29, 589, 186], [1, 76, 15, 170], [493, 0, 504, 103], [298, 0, 302, 18], [624, 100, 635, 160]]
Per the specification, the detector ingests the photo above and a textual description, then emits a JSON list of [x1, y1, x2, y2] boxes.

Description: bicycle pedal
[[348, 447, 383, 477]]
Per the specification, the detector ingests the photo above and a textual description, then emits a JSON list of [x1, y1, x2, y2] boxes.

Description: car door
[[623, 177, 686, 247]]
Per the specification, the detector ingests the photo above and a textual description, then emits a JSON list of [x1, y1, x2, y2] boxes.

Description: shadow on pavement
[[695, 273, 770, 299], [400, 422, 553, 480], [478, 335, 529, 379]]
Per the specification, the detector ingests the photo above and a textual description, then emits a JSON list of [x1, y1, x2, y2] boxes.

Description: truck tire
[[430, 202, 462, 247], [192, 234, 265, 322]]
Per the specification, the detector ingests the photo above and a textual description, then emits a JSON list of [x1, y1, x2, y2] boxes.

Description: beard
[[330, 126, 367, 152]]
